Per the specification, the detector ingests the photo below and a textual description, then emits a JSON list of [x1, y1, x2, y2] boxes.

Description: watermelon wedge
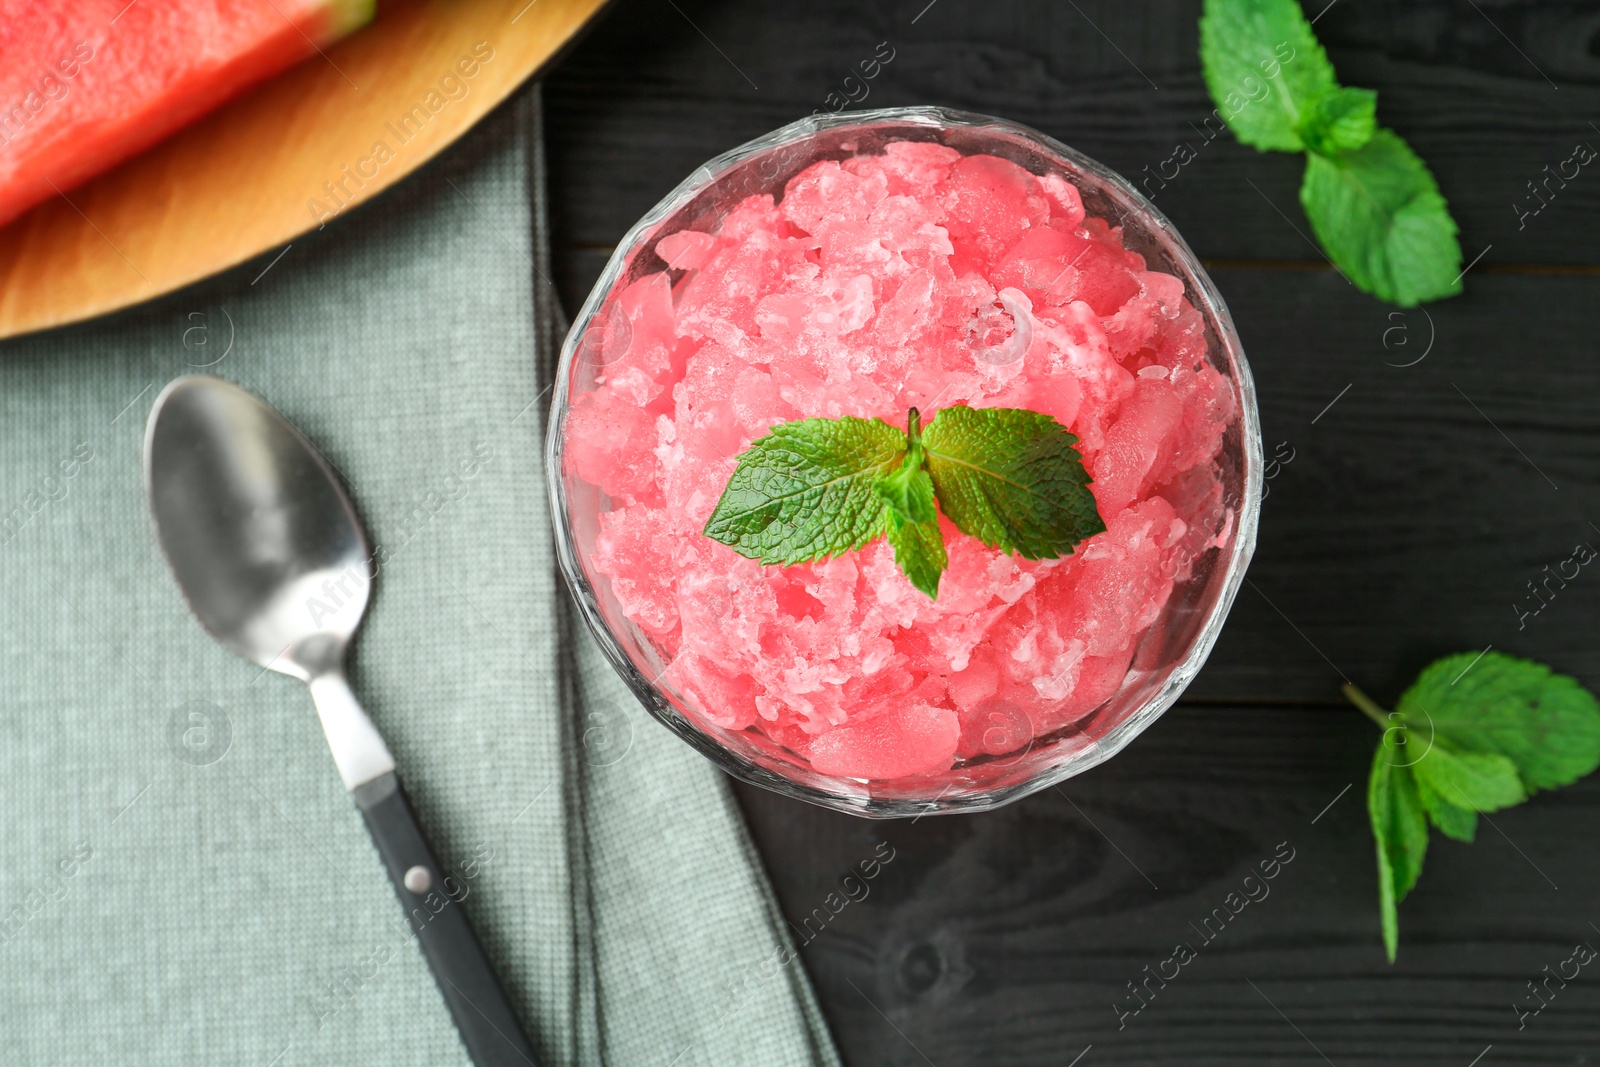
[[0, 0, 375, 228]]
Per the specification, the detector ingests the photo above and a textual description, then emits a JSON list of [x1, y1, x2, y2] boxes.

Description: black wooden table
[[544, 3, 1600, 1063]]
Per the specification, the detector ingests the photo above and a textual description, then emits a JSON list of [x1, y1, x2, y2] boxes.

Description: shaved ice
[[565, 138, 1237, 782]]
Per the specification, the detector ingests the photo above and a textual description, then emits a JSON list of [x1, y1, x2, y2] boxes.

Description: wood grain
[[738, 701, 1600, 1066], [0, 0, 607, 340], [1183, 267, 1600, 705], [544, 0, 1600, 273]]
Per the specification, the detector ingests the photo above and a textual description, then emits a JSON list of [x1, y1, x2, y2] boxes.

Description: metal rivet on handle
[[403, 865, 432, 893]]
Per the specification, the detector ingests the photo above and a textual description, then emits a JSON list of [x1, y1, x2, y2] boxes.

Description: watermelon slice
[[0, 0, 375, 228]]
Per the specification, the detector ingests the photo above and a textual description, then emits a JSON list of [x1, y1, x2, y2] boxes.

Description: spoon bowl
[[145, 375, 367, 681]]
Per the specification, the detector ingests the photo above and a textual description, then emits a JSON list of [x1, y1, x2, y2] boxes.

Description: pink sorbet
[[566, 140, 1237, 781]]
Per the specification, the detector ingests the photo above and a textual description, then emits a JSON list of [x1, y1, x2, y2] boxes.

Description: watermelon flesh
[[0, 0, 375, 227]]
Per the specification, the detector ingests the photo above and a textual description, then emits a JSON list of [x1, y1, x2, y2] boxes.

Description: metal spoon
[[145, 374, 539, 1066]]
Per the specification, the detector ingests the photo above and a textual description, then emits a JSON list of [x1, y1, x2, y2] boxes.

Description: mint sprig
[[702, 406, 1103, 598], [1200, 0, 1463, 306], [1345, 653, 1600, 961]]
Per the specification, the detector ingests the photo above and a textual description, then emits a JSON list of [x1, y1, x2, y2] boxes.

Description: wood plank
[[544, 0, 1600, 270], [737, 699, 1600, 1066], [1189, 266, 1600, 704]]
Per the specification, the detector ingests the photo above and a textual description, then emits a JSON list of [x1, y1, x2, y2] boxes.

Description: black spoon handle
[[353, 772, 539, 1066]]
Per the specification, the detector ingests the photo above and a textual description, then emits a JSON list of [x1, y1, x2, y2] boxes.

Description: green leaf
[[1352, 654, 1600, 962], [1199, 0, 1337, 152], [874, 411, 937, 525], [1299, 128, 1463, 306], [921, 405, 1104, 560], [874, 461, 936, 524], [1415, 774, 1478, 842], [702, 415, 902, 565], [1411, 740, 1526, 813], [1396, 651, 1600, 793], [1298, 86, 1377, 155], [1368, 730, 1429, 963], [875, 415, 947, 598], [884, 505, 947, 598]]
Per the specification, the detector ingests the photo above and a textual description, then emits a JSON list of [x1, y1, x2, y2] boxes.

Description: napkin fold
[[0, 86, 839, 1067]]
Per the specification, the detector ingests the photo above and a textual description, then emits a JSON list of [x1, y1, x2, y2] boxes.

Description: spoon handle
[[353, 772, 540, 1066]]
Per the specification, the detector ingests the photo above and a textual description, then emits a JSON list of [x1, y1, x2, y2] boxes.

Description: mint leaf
[[1300, 128, 1463, 307], [1412, 741, 1526, 815], [1397, 651, 1600, 792], [922, 405, 1103, 560], [702, 415, 902, 565], [1200, 0, 1465, 308], [1415, 775, 1478, 843], [1199, 0, 1336, 152], [1368, 731, 1428, 964], [874, 409, 937, 525], [884, 506, 947, 598], [874, 409, 946, 598], [875, 462, 936, 524], [1298, 86, 1377, 155]]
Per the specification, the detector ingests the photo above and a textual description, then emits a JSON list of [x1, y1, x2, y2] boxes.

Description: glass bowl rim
[[544, 104, 1264, 819]]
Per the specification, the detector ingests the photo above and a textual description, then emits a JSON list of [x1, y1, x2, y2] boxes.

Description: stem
[[1341, 682, 1391, 729], [904, 407, 925, 469]]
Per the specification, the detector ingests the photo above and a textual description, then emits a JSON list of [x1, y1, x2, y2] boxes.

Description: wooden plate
[[0, 0, 608, 340]]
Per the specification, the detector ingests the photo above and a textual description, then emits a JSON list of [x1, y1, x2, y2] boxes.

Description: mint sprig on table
[[1200, 0, 1463, 306], [702, 406, 1104, 598], [1344, 653, 1600, 962]]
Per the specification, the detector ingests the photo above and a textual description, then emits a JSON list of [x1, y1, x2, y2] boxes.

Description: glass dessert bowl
[[547, 106, 1261, 817]]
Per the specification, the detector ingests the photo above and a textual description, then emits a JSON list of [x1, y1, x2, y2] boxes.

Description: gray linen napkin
[[0, 85, 839, 1067]]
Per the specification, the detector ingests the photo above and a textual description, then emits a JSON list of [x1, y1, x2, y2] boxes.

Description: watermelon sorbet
[[564, 138, 1239, 783]]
